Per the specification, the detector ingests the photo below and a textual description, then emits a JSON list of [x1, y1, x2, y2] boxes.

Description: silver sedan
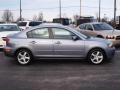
[[4, 23, 115, 65]]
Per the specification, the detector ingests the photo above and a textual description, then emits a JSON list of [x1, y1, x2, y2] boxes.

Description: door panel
[[31, 39, 53, 57], [27, 28, 53, 57], [51, 27, 85, 57], [53, 39, 85, 57], [80, 24, 96, 37]]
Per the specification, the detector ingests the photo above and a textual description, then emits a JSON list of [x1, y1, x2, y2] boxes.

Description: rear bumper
[[0, 41, 6, 49], [4, 47, 14, 57]]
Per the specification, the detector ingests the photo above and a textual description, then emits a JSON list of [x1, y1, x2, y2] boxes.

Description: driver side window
[[52, 28, 76, 40]]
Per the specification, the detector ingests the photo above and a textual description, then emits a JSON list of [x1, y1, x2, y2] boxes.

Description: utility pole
[[20, 0, 22, 21], [59, 0, 62, 23], [80, 0, 82, 17], [114, 0, 117, 27], [99, 0, 101, 22]]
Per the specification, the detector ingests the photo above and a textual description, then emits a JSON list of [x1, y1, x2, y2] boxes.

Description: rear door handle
[[55, 41, 61, 44], [30, 41, 37, 44]]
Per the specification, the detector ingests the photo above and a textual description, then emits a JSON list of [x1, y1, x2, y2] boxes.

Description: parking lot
[[0, 49, 119, 90]]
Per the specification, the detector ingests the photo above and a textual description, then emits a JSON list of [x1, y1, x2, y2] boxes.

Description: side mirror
[[72, 36, 79, 41]]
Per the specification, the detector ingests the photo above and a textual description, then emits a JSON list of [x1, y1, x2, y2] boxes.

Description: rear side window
[[86, 24, 93, 30], [18, 22, 27, 26], [79, 24, 85, 29], [29, 22, 42, 26], [27, 28, 49, 39]]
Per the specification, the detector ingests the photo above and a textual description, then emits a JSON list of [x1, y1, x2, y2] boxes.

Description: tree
[[38, 12, 43, 21], [73, 14, 80, 25], [16, 17, 25, 22], [2, 10, 14, 22], [32, 15, 38, 21], [101, 14, 109, 23]]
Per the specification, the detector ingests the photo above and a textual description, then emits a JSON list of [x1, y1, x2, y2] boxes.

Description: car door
[[51, 27, 85, 57], [27, 28, 53, 57], [85, 24, 97, 36], [79, 24, 89, 36], [80, 24, 96, 37]]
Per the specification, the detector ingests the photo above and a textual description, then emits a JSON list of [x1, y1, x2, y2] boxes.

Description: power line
[[0, 5, 119, 11]]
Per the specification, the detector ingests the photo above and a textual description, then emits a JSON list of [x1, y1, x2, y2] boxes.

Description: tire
[[16, 49, 32, 65], [87, 49, 105, 65]]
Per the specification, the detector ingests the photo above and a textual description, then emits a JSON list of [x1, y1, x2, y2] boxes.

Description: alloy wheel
[[17, 50, 31, 65], [89, 49, 104, 64]]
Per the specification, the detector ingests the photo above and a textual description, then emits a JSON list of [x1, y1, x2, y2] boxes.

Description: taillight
[[2, 37, 7, 41], [2, 37, 10, 45]]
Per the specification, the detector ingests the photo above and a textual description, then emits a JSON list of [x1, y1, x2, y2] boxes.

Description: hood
[[87, 36, 110, 44], [0, 31, 20, 38]]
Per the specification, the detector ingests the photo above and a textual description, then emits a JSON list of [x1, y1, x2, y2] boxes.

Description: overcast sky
[[0, 0, 120, 21]]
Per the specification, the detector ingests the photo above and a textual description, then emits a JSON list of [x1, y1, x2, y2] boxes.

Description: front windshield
[[0, 25, 19, 32], [93, 23, 113, 30]]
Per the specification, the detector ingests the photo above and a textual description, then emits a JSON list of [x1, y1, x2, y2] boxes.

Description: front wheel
[[16, 49, 32, 65], [87, 49, 106, 65]]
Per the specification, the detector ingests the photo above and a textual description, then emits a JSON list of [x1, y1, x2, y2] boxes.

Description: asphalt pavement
[[0, 50, 120, 90]]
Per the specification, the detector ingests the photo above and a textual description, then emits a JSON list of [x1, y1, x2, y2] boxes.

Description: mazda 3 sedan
[[4, 23, 115, 65]]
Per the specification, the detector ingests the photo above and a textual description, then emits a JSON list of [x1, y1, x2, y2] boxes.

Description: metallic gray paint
[[4, 23, 115, 60]]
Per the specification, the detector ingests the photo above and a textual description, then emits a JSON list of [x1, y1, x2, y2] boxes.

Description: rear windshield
[[0, 25, 19, 31], [29, 22, 42, 26], [18, 22, 27, 26]]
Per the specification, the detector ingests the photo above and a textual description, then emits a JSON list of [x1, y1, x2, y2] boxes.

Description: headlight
[[106, 35, 115, 39]]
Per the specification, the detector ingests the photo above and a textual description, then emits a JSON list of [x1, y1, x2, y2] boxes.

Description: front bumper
[[108, 39, 120, 46], [105, 47, 115, 60]]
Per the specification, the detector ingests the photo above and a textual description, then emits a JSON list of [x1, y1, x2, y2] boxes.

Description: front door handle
[[30, 41, 37, 44], [55, 41, 61, 44]]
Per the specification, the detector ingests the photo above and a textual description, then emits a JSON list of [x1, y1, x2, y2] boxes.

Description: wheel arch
[[14, 47, 33, 57], [86, 47, 107, 59], [96, 35, 104, 38]]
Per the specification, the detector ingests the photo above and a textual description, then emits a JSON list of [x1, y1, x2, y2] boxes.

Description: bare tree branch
[[2, 10, 14, 22]]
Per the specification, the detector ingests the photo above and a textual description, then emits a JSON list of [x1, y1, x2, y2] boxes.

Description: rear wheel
[[87, 49, 105, 65], [16, 49, 32, 65]]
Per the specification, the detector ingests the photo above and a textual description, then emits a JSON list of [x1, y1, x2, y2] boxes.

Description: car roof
[[40, 23, 63, 27], [21, 23, 72, 33], [26, 23, 63, 29]]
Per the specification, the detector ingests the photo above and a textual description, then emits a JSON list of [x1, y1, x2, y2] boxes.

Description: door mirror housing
[[72, 36, 79, 41]]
